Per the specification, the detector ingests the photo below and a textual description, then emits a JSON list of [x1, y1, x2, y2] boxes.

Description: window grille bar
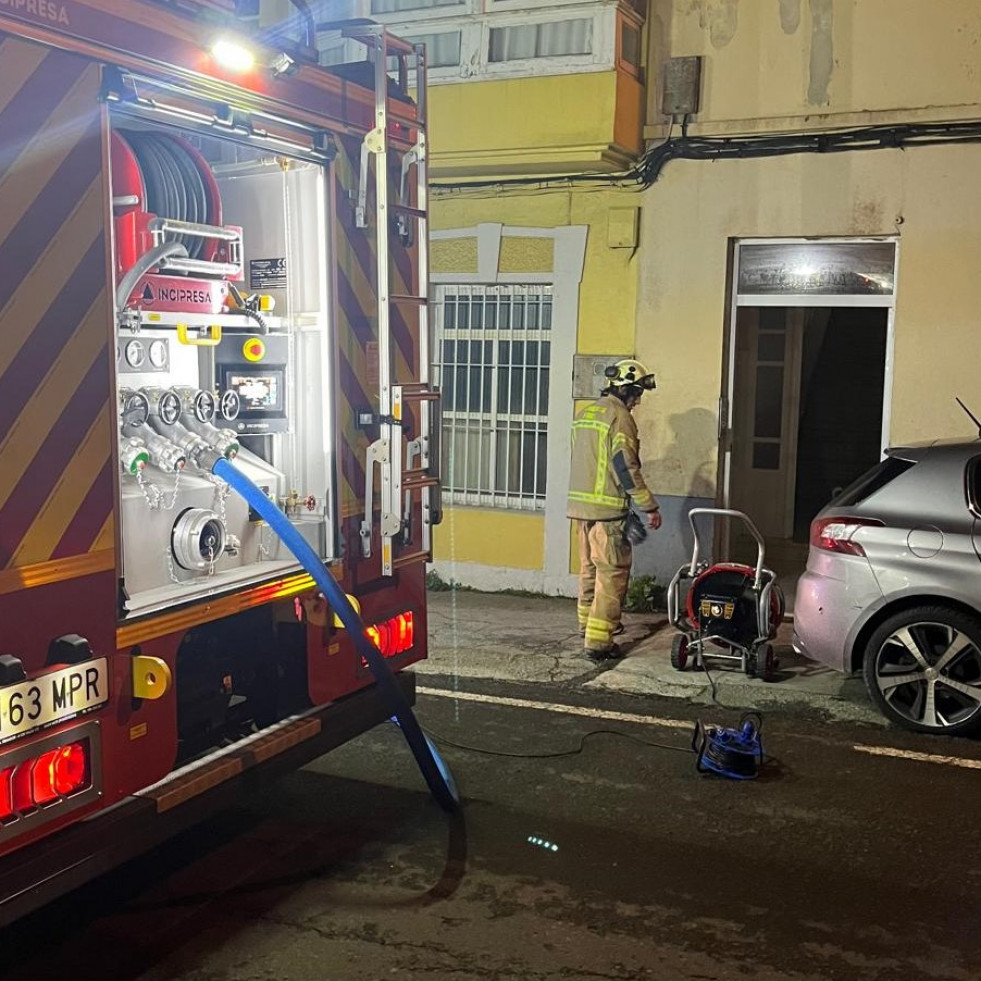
[[434, 283, 550, 510]]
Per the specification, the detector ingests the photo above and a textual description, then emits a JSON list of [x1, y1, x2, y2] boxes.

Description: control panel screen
[[222, 368, 285, 416]]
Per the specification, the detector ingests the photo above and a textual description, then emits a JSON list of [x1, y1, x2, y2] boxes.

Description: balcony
[[311, 0, 647, 177]]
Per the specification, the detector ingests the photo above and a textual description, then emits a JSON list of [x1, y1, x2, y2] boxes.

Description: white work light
[[211, 39, 256, 73]]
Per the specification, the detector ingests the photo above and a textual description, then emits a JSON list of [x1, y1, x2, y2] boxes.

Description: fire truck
[[0, 0, 444, 923]]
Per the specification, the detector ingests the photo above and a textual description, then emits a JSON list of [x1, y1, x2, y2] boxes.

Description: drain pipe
[[210, 455, 459, 812]]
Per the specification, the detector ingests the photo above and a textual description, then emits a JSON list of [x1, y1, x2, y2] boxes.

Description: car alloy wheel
[[864, 607, 981, 734]]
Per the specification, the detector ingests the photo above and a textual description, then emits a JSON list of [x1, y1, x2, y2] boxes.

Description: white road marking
[[852, 744, 981, 770], [417, 686, 692, 731], [418, 685, 981, 771]]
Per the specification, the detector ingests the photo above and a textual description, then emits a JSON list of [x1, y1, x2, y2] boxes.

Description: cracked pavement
[[419, 590, 883, 724]]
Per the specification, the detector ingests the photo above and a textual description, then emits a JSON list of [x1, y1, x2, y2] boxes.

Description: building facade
[[260, 0, 649, 595], [634, 0, 981, 592], [258, 0, 981, 596]]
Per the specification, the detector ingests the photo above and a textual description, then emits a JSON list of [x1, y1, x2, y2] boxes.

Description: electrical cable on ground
[[422, 725, 693, 760]]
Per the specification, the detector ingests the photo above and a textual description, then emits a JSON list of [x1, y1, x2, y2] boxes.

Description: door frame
[[718, 236, 900, 555]]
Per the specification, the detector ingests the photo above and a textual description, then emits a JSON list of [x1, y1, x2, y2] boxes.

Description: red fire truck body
[[0, 0, 438, 923]]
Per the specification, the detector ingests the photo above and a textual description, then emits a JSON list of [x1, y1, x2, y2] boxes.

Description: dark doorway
[[792, 309, 888, 541]]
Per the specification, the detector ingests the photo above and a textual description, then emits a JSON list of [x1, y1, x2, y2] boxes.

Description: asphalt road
[[4, 676, 981, 981]]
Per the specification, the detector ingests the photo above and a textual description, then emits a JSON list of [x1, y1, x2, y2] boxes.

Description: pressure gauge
[[148, 339, 168, 369], [120, 390, 150, 427], [219, 390, 241, 422], [124, 339, 146, 369], [194, 389, 217, 423], [158, 389, 182, 426]]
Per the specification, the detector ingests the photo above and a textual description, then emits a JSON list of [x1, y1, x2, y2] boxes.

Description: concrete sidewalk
[[417, 588, 884, 725]]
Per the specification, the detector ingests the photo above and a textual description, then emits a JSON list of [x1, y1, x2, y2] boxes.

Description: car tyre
[[863, 605, 981, 735]]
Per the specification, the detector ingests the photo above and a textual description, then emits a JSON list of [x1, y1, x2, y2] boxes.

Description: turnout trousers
[[575, 518, 631, 652]]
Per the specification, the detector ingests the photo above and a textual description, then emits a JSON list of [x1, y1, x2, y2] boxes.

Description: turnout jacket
[[566, 394, 659, 521]]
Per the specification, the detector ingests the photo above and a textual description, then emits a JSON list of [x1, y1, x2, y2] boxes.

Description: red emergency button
[[242, 338, 266, 363]]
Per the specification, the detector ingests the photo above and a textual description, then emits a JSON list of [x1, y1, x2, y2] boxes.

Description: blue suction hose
[[212, 457, 459, 812]]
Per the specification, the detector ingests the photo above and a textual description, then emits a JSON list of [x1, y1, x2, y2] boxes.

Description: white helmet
[[604, 358, 656, 391]]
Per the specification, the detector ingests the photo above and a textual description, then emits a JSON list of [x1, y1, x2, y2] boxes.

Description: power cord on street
[[422, 726, 692, 760]]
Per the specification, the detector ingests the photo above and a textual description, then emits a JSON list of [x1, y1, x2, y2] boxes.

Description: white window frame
[[478, 8, 615, 79], [397, 27, 466, 69], [368, 0, 477, 26], [372, 3, 621, 82], [435, 284, 553, 510], [430, 223, 587, 595]]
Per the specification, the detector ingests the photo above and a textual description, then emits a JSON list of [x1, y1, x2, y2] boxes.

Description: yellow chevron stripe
[[10, 403, 111, 566], [0, 64, 101, 247], [0, 37, 49, 117], [0, 176, 104, 374], [0, 290, 107, 511], [0, 550, 114, 596], [92, 512, 114, 554]]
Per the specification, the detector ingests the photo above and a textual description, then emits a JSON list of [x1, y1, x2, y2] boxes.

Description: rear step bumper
[[0, 672, 414, 928]]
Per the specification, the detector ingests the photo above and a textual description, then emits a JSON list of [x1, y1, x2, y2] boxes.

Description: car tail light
[[0, 740, 91, 821], [810, 517, 883, 557]]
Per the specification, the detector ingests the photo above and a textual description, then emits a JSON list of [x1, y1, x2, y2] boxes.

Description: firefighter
[[567, 359, 661, 661]]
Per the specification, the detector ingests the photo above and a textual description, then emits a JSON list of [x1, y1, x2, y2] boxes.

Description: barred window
[[434, 284, 552, 509]]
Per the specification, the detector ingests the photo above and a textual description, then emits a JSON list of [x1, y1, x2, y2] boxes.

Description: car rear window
[[831, 457, 916, 508]]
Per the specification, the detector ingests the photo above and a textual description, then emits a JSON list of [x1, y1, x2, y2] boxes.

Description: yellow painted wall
[[431, 189, 641, 356], [429, 71, 641, 176], [430, 185, 640, 573], [664, 0, 981, 132], [635, 144, 981, 500], [433, 507, 545, 570]]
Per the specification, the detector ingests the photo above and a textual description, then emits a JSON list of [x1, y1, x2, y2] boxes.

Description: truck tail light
[[0, 740, 91, 821], [810, 517, 883, 557], [0, 767, 13, 821], [362, 611, 416, 662]]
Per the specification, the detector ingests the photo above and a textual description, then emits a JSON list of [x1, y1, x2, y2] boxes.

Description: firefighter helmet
[[604, 358, 656, 392]]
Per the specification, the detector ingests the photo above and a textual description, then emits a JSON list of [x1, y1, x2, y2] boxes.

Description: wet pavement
[[4, 676, 981, 981]]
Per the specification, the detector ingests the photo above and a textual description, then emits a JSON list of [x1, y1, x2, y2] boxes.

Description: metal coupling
[[171, 508, 226, 572], [138, 429, 186, 472], [119, 435, 150, 475]]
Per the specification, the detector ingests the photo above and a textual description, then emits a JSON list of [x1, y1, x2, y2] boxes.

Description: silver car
[[793, 440, 981, 735]]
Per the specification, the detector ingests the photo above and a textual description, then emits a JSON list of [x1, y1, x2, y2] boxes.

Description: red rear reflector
[[810, 517, 883, 557], [0, 740, 90, 816], [361, 611, 416, 664], [31, 749, 62, 805], [11, 762, 34, 813], [53, 743, 89, 797], [0, 768, 13, 821]]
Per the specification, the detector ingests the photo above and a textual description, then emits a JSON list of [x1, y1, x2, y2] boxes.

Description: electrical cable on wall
[[432, 118, 981, 196]]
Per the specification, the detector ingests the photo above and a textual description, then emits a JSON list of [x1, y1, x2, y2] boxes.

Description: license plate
[[0, 658, 109, 744]]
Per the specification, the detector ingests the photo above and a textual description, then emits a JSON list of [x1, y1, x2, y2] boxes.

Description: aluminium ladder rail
[[351, 26, 441, 576]]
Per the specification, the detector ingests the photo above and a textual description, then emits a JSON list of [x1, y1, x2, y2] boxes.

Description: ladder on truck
[[349, 26, 441, 577]]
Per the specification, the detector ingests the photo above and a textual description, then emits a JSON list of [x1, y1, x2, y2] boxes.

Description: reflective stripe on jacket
[[566, 395, 659, 520]]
